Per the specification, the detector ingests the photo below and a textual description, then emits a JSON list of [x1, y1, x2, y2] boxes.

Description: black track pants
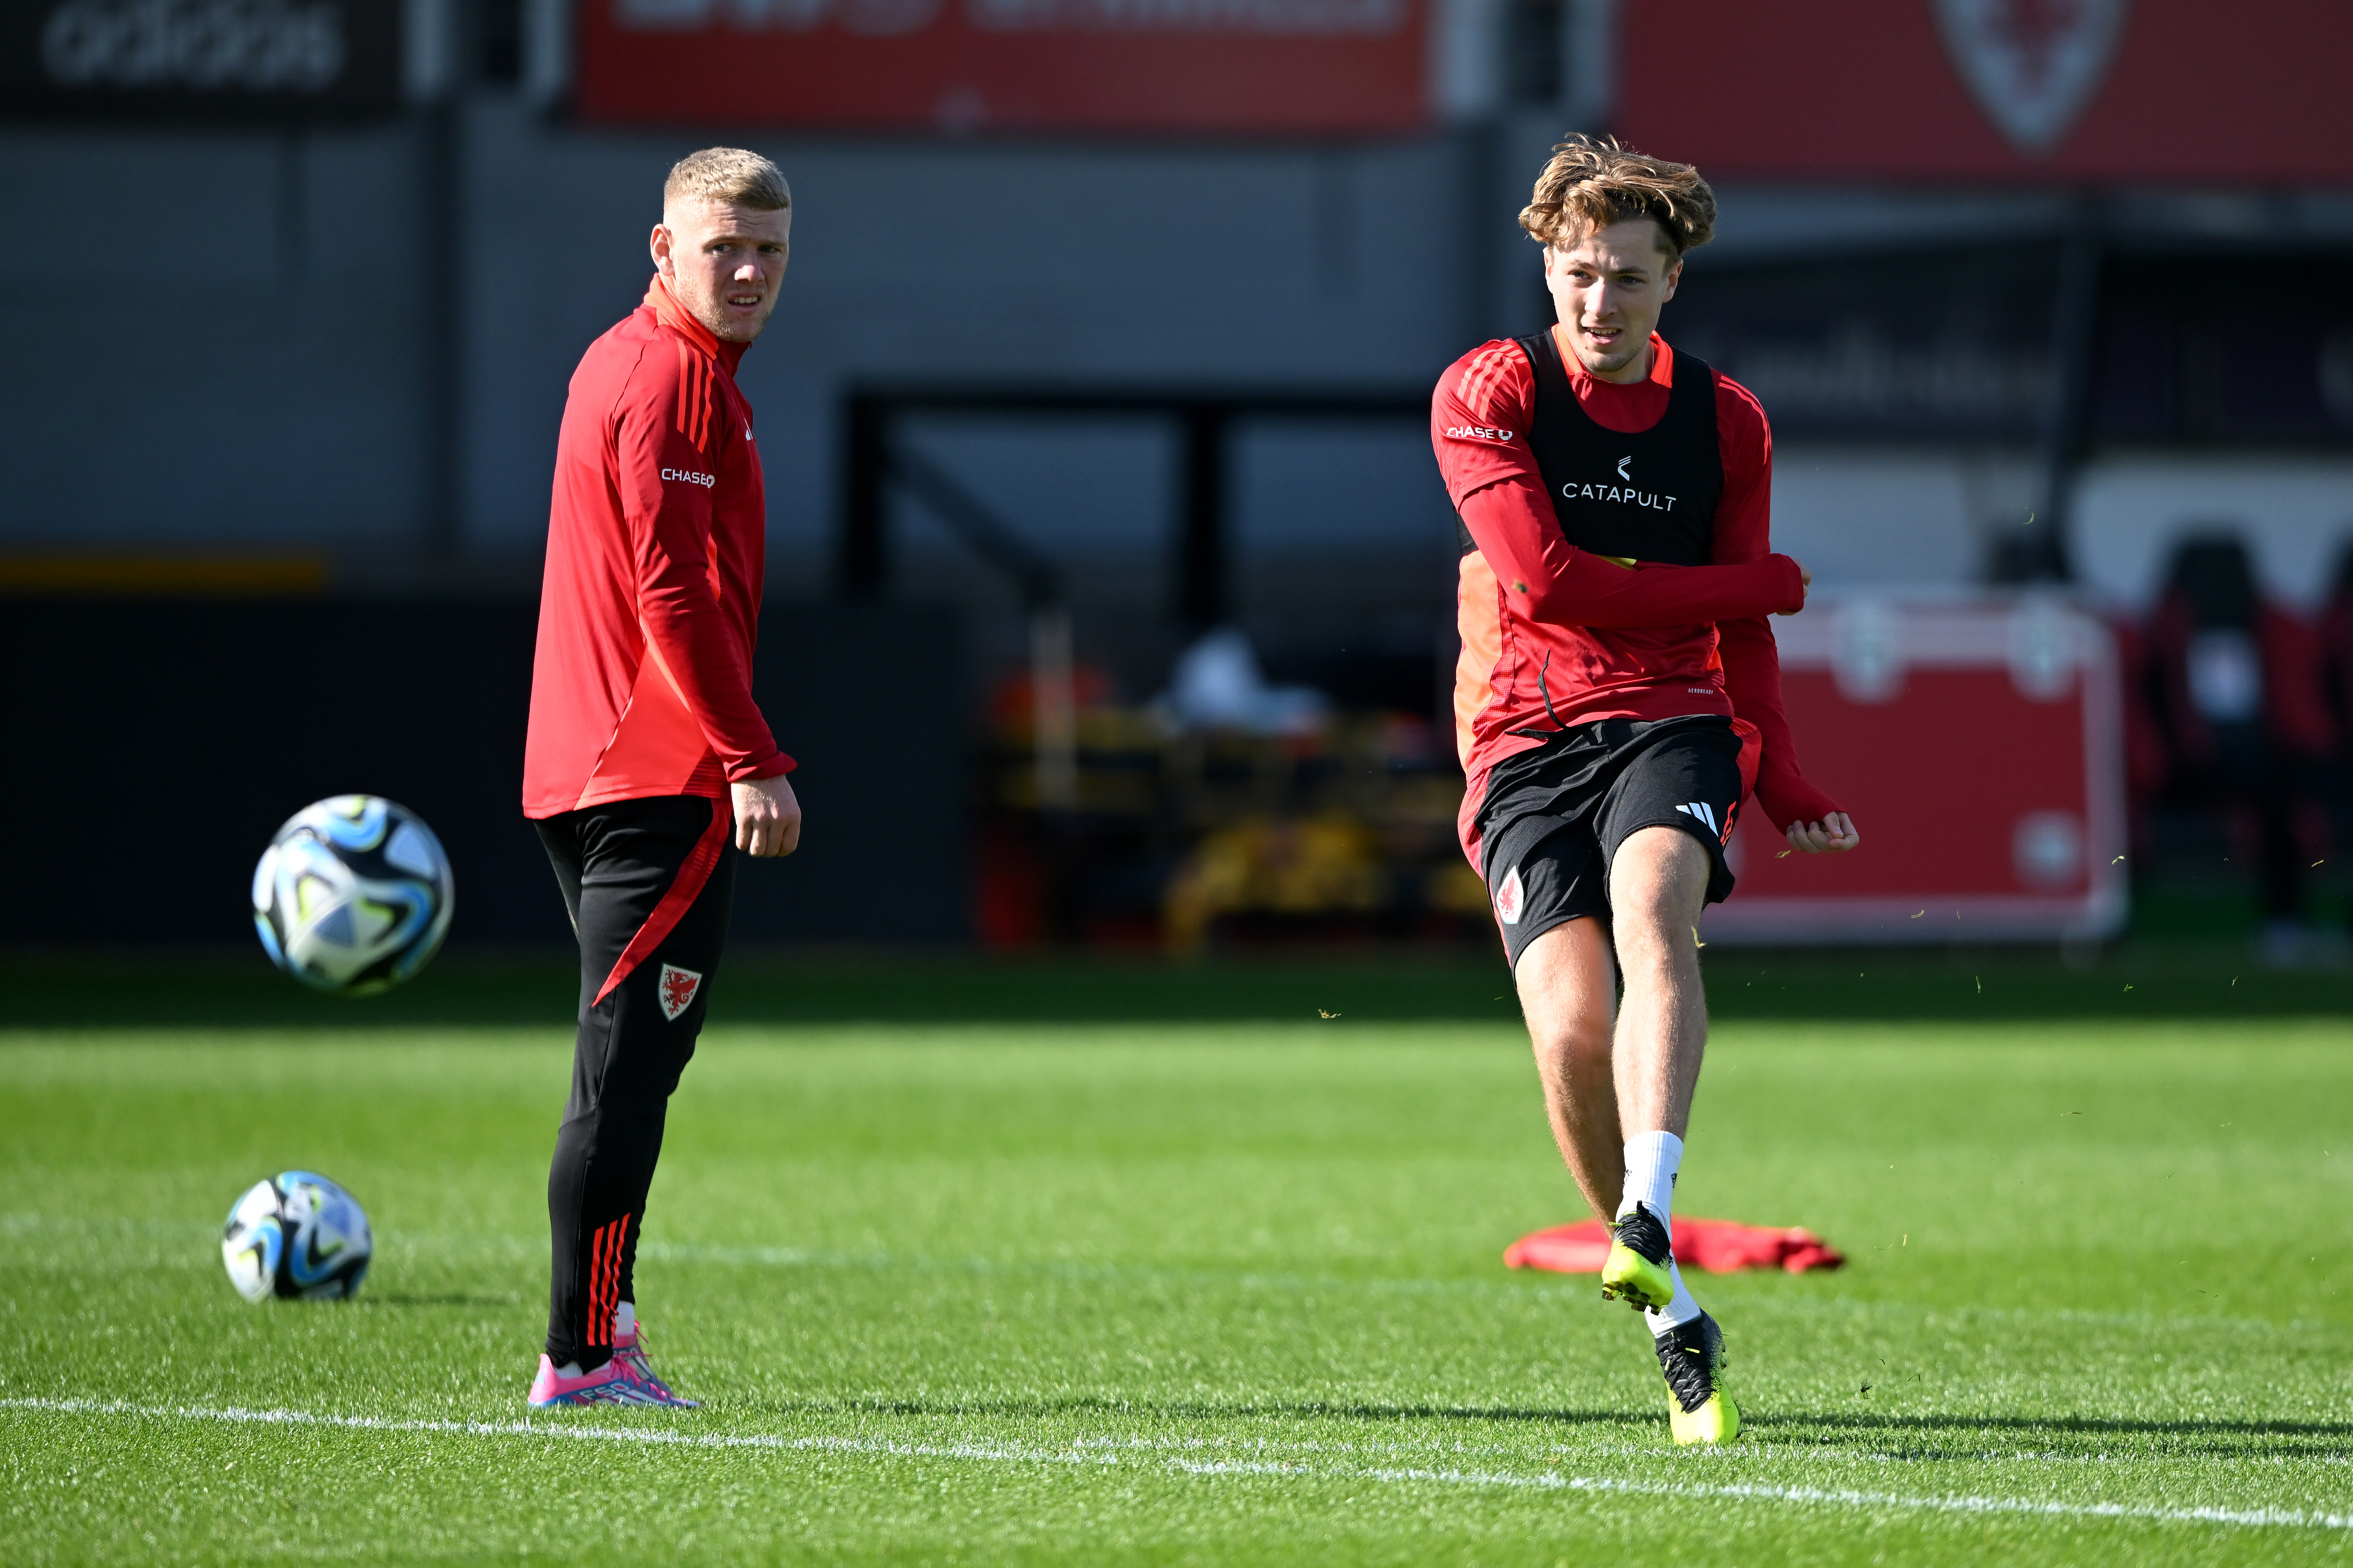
[[535, 794, 736, 1369]]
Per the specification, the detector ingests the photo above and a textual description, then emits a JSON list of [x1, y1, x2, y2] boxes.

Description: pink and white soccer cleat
[[613, 1319, 699, 1408], [527, 1354, 664, 1409]]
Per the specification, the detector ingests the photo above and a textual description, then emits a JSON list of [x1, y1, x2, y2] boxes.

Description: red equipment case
[[1703, 596, 2128, 944]]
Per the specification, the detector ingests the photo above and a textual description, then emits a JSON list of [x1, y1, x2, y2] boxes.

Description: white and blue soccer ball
[[221, 1171, 374, 1302], [252, 795, 454, 995]]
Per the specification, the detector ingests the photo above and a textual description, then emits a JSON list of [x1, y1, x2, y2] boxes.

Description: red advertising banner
[[576, 0, 1428, 135], [1700, 598, 2128, 945], [1619, 0, 2353, 184]]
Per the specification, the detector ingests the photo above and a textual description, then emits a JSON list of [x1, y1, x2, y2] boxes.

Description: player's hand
[[1776, 557, 1813, 616], [1785, 811, 1858, 853], [731, 774, 801, 857]]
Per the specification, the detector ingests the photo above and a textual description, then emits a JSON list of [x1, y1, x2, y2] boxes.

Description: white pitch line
[[0, 1396, 1113, 1468], [4, 1397, 2347, 1534]]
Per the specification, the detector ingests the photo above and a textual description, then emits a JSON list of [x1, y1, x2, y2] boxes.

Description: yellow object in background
[[1164, 814, 1386, 954]]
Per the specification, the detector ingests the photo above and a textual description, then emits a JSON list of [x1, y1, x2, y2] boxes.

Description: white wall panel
[[2069, 456, 2353, 611], [1765, 447, 2000, 589]]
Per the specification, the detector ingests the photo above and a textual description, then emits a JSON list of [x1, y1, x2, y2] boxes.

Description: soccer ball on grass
[[252, 795, 453, 995], [221, 1171, 374, 1302]]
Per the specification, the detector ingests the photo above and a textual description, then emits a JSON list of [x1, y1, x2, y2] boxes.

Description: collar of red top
[[1548, 325, 1674, 389], [644, 275, 749, 374]]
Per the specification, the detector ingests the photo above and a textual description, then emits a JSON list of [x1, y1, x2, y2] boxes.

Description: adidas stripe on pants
[[534, 793, 737, 1371]]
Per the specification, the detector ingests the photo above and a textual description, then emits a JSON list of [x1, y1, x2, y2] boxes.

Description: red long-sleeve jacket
[[2144, 595, 2335, 772], [523, 277, 793, 820], [1432, 329, 1842, 835]]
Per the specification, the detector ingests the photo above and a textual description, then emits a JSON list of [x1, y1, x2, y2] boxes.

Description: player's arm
[[1432, 349, 1806, 629], [1719, 617, 1857, 851], [1709, 374, 1856, 853], [615, 366, 801, 856], [1455, 477, 1806, 628]]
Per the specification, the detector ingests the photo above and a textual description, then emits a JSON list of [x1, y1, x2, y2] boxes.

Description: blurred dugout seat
[[2326, 545, 2353, 790], [2125, 536, 2336, 932]]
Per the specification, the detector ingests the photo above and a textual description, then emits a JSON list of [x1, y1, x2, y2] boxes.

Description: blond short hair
[[663, 147, 791, 215], [1520, 135, 1714, 258]]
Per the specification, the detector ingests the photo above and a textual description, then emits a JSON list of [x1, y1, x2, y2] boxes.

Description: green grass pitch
[[3, 962, 2350, 1564]]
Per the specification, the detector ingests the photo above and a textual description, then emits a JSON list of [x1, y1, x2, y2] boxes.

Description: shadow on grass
[[720, 1394, 2353, 1455], [1747, 1409, 2353, 1460], [2, 941, 2348, 1029]]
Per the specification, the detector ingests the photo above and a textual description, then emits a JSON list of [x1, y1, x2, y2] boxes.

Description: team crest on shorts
[[1495, 865, 1525, 926], [657, 963, 702, 1022]]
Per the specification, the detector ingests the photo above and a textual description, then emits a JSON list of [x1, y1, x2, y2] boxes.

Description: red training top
[[1432, 327, 1842, 835], [523, 277, 793, 820]]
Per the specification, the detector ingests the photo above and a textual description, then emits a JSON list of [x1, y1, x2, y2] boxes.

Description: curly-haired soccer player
[[521, 148, 803, 1408], [1430, 136, 1859, 1444]]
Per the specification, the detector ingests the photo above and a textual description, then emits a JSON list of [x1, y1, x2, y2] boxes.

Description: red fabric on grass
[[1503, 1217, 1844, 1275]]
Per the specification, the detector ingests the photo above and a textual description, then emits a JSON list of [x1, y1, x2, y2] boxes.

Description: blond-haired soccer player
[[1430, 136, 1859, 1443], [521, 148, 803, 1408]]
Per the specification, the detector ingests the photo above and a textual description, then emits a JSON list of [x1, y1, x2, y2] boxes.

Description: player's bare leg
[[1550, 825, 1708, 1313], [1607, 826, 1710, 1145], [1514, 917, 1625, 1222], [1508, 829, 1709, 1259], [1606, 824, 1737, 1442], [1516, 825, 1736, 1443]]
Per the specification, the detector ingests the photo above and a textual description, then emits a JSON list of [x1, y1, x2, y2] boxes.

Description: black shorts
[[1475, 715, 1747, 969]]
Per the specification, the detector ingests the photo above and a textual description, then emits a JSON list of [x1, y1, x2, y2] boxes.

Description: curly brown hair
[[1519, 135, 1715, 258]]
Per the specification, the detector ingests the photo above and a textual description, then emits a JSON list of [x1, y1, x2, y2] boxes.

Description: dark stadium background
[[4, 0, 2351, 966]]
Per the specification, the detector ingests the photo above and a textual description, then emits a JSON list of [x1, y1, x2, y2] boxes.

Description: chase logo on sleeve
[[661, 467, 717, 488], [1445, 424, 1517, 443]]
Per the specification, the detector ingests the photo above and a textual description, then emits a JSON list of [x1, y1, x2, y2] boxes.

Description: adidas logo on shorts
[[1675, 801, 1736, 845]]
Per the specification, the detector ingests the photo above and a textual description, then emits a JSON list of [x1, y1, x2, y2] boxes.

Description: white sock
[[614, 1301, 637, 1340], [556, 1361, 586, 1378], [1646, 1259, 1702, 1334], [1617, 1130, 1684, 1236]]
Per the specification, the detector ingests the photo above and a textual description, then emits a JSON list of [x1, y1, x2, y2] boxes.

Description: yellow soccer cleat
[[1599, 1202, 1677, 1311], [1656, 1311, 1740, 1446]]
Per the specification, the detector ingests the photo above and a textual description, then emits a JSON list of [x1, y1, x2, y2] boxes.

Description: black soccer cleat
[[1655, 1310, 1740, 1445], [1599, 1202, 1676, 1311]]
